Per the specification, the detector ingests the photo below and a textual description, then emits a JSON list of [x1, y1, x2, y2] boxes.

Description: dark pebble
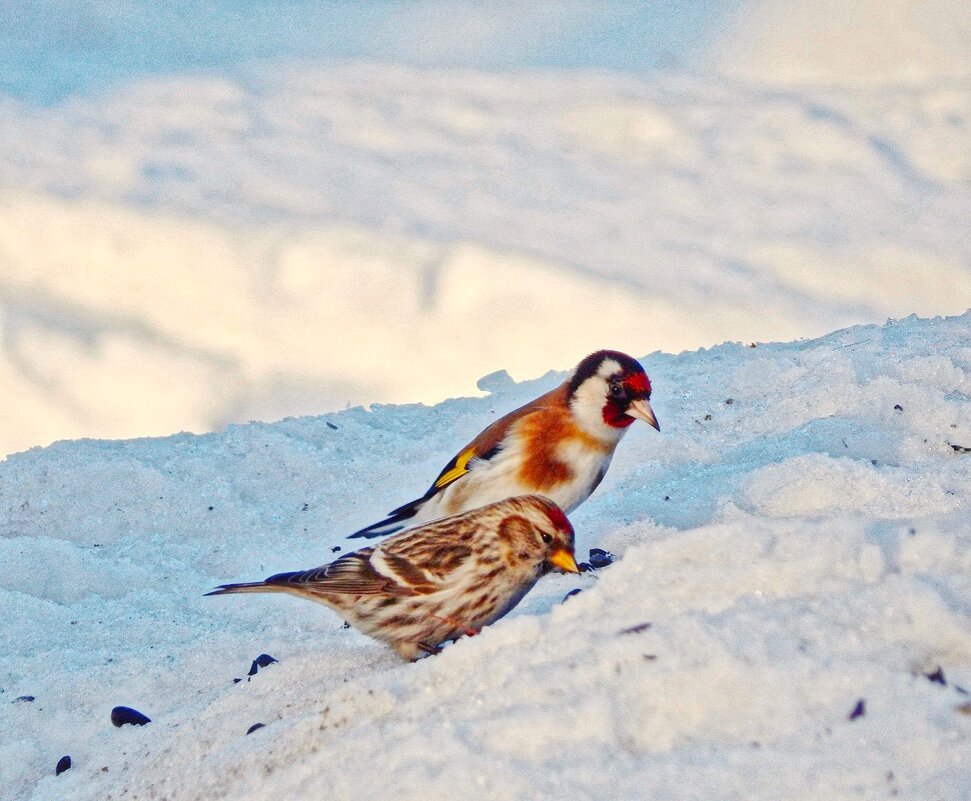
[[232, 678, 242, 684], [663, 495, 670, 501], [577, 562, 594, 573], [55, 755, 71, 775], [893, 404, 903, 411], [14, 695, 35, 703], [725, 398, 734, 405], [848, 699, 866, 720], [301, 503, 309, 511], [925, 667, 947, 686], [588, 548, 615, 569], [207, 506, 214, 511], [326, 422, 338, 430], [111, 706, 151, 727], [562, 588, 583, 602], [247, 654, 278, 676], [331, 546, 341, 553], [871, 459, 878, 466], [619, 622, 652, 635], [704, 414, 712, 421], [246, 722, 266, 735]]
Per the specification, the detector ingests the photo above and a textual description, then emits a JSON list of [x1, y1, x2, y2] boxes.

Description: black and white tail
[[347, 496, 425, 539]]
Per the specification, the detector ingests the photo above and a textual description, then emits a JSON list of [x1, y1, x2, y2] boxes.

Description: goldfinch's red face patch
[[602, 364, 654, 428], [567, 350, 659, 432]]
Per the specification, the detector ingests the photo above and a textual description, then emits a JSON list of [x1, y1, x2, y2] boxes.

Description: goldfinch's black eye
[[541, 532, 553, 544], [610, 382, 625, 399]]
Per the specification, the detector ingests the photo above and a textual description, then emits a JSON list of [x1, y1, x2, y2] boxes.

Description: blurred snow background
[[0, 0, 969, 457]]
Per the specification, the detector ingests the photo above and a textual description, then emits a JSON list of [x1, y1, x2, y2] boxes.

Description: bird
[[206, 495, 580, 661], [349, 349, 659, 539]]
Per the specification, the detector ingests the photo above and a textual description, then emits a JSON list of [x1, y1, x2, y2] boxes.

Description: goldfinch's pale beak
[[626, 398, 660, 431], [548, 548, 581, 575]]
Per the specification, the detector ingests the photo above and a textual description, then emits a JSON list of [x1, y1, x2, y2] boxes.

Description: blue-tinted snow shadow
[[577, 415, 901, 534]]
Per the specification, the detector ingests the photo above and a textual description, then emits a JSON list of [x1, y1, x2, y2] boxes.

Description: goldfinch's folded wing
[[424, 386, 565, 495]]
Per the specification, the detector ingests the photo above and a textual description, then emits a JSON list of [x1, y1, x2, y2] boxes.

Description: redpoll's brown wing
[[264, 549, 417, 597], [377, 510, 498, 584]]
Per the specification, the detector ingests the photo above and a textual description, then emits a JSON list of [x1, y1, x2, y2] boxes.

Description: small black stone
[[232, 678, 242, 684], [55, 755, 71, 775], [893, 404, 903, 412], [871, 459, 878, 466], [725, 398, 734, 405], [247, 654, 278, 676], [301, 503, 309, 511], [663, 495, 670, 501], [619, 622, 652, 635], [704, 414, 712, 421], [111, 706, 151, 727], [331, 545, 342, 553], [562, 588, 583, 602], [207, 506, 214, 511], [246, 722, 266, 735], [848, 699, 866, 720], [577, 562, 594, 573], [14, 695, 35, 703], [925, 667, 947, 686], [326, 422, 338, 430], [588, 548, 615, 569]]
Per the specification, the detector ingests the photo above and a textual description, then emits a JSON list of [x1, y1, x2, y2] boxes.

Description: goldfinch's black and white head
[[568, 350, 659, 436]]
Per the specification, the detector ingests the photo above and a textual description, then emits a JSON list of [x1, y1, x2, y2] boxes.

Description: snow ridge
[[1, 312, 969, 800]]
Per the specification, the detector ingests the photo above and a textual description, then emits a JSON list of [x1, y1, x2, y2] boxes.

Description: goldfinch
[[207, 495, 579, 661], [350, 350, 658, 539]]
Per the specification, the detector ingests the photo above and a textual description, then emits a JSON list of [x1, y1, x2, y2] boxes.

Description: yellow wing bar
[[434, 447, 477, 490]]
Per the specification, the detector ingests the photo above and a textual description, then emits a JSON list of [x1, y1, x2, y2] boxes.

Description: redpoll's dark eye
[[541, 532, 553, 544]]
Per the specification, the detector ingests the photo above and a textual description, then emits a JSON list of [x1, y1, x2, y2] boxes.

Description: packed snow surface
[[1, 312, 969, 800]]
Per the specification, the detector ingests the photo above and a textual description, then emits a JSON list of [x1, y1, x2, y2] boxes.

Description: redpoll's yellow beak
[[548, 548, 581, 574], [626, 398, 660, 431]]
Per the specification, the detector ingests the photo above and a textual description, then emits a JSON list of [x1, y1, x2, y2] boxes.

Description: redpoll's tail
[[205, 581, 287, 596]]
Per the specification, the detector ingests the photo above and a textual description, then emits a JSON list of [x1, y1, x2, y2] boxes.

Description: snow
[[1, 4, 969, 791], [2, 311, 969, 800], [1, 63, 969, 456], [711, 0, 971, 84]]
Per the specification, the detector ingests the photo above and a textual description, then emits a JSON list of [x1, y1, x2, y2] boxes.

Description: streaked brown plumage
[[350, 350, 659, 539], [207, 495, 580, 660]]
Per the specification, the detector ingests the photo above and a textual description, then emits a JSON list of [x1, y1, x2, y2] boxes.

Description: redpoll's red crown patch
[[543, 502, 573, 535]]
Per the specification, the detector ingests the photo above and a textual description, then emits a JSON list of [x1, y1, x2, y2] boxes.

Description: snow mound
[[1, 312, 969, 800]]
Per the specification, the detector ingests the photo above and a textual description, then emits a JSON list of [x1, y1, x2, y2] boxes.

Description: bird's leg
[[427, 612, 479, 638], [416, 641, 443, 656]]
